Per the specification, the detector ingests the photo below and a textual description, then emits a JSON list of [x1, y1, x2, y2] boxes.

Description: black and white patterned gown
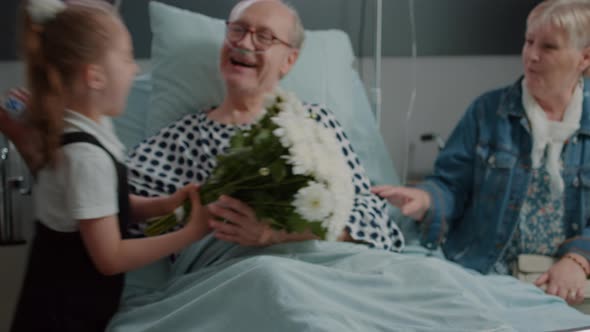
[[126, 104, 404, 251]]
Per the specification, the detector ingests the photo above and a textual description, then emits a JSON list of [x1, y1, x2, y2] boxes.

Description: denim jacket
[[417, 77, 590, 274]]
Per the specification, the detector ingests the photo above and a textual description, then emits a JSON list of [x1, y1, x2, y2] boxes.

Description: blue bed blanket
[[108, 237, 590, 332]]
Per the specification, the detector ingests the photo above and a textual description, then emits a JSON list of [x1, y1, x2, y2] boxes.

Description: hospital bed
[[106, 2, 590, 331]]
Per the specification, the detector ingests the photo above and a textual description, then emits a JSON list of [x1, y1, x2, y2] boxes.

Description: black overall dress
[[11, 132, 131, 332]]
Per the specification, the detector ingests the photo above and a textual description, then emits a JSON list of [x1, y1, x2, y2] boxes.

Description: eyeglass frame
[[225, 21, 293, 51]]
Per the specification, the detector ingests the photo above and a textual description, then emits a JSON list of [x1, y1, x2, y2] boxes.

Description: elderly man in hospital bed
[[1, 0, 406, 251]]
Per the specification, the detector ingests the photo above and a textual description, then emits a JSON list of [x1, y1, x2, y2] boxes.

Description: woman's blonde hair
[[528, 0, 590, 49], [21, 0, 118, 166]]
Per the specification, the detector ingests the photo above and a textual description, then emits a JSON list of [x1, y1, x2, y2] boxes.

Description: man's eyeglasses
[[225, 22, 293, 51]]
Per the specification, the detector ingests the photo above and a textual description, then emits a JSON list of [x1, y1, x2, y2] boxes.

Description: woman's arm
[[412, 100, 482, 249], [80, 188, 209, 275]]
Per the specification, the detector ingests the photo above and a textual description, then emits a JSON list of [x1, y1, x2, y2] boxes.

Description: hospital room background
[[0, 0, 538, 330]]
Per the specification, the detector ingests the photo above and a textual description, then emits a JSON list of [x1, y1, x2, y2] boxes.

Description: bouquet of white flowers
[[144, 89, 354, 241]]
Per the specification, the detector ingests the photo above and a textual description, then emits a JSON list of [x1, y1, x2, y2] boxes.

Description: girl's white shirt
[[34, 110, 126, 232]]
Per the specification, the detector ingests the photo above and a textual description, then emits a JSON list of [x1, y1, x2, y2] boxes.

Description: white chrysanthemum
[[305, 114, 355, 240], [287, 144, 315, 175], [318, 168, 354, 241], [253, 108, 267, 122], [272, 111, 297, 147], [27, 0, 66, 24], [272, 108, 314, 148], [268, 88, 355, 241], [293, 182, 334, 222], [263, 93, 277, 110], [275, 88, 298, 107], [293, 102, 308, 116], [304, 119, 347, 181]]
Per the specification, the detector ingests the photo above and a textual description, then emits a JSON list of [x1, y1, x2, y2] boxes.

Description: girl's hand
[[167, 183, 198, 212], [534, 253, 588, 305], [207, 195, 275, 246], [183, 186, 211, 240], [0, 89, 43, 172]]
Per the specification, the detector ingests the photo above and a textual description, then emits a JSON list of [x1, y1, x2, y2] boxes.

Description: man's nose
[[235, 31, 257, 50]]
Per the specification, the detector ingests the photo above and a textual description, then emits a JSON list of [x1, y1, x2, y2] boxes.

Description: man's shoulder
[[171, 110, 208, 126], [302, 102, 336, 118], [150, 111, 208, 137]]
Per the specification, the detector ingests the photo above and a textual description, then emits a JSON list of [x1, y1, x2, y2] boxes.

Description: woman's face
[[522, 21, 589, 96]]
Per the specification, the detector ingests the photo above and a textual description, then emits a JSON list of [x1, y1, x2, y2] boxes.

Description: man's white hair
[[229, 0, 305, 49]]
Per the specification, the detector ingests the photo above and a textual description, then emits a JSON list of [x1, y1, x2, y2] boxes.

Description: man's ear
[[84, 64, 107, 90], [279, 49, 299, 78]]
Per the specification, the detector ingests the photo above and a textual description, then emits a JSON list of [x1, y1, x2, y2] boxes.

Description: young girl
[[10, 1, 209, 331]]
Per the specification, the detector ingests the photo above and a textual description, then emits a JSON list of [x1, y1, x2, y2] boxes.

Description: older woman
[[121, 0, 405, 251], [374, 0, 590, 304]]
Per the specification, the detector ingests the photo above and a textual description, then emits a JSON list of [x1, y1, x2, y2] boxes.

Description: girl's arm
[[129, 184, 193, 223], [0, 101, 44, 173], [80, 188, 209, 275]]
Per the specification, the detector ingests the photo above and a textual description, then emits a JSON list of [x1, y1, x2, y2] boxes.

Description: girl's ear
[[84, 64, 107, 90]]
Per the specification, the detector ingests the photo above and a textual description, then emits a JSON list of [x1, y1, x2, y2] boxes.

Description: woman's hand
[[534, 253, 588, 305], [371, 185, 431, 221], [207, 195, 276, 246]]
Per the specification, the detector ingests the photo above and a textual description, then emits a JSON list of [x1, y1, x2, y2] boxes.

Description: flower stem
[[238, 177, 309, 191], [247, 201, 293, 207]]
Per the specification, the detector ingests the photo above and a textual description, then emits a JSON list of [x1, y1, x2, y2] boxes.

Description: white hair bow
[[27, 0, 67, 24]]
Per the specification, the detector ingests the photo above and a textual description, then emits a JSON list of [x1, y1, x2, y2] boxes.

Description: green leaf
[[230, 133, 246, 148], [249, 191, 277, 203], [200, 188, 222, 205], [307, 222, 327, 240], [269, 160, 287, 183], [182, 200, 192, 224], [253, 129, 272, 146], [285, 213, 310, 233], [144, 213, 179, 236]]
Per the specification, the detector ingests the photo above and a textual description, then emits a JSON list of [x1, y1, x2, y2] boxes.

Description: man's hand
[[207, 195, 275, 246]]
